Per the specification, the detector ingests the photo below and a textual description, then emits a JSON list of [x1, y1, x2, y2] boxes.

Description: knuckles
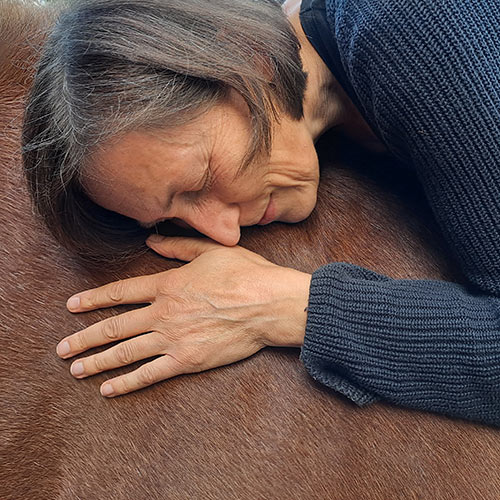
[[176, 348, 205, 373], [150, 296, 192, 327], [155, 269, 181, 297], [137, 364, 159, 386], [102, 317, 122, 341], [92, 354, 107, 373], [73, 332, 88, 353], [119, 375, 132, 394], [107, 280, 126, 304], [115, 342, 135, 366], [151, 304, 174, 325]]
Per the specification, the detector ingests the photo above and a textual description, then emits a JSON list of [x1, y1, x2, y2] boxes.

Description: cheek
[[297, 184, 318, 218], [220, 168, 268, 202], [276, 183, 318, 222]]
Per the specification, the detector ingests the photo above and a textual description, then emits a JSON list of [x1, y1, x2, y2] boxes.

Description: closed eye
[[183, 163, 214, 198], [141, 165, 214, 228]]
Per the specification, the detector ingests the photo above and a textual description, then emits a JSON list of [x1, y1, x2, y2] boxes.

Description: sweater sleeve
[[299, 0, 500, 426]]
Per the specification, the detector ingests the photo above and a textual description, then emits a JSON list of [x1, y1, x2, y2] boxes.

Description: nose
[[181, 199, 241, 246]]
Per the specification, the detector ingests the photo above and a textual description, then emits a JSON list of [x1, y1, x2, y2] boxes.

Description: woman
[[22, 0, 500, 427]]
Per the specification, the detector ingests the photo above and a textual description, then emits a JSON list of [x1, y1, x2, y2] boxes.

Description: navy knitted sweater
[[299, 0, 500, 427]]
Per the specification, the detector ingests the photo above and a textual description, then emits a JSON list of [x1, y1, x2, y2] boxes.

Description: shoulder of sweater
[[325, 0, 500, 71], [325, 0, 500, 156], [322, 0, 500, 298]]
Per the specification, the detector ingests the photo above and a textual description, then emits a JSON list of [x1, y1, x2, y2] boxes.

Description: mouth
[[257, 195, 277, 225]]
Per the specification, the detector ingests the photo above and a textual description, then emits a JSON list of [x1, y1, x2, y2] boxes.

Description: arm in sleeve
[[300, 0, 500, 426], [300, 264, 500, 427]]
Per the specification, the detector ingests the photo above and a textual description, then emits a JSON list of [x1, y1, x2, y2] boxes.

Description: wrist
[[263, 269, 311, 348]]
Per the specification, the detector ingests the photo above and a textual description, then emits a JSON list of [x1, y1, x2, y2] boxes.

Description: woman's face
[[84, 92, 320, 246]]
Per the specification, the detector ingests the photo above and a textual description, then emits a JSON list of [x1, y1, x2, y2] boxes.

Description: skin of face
[[84, 90, 321, 246], [84, 0, 384, 244]]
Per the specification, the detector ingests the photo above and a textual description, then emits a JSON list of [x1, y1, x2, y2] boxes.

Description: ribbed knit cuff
[[300, 263, 384, 406], [299, 349, 379, 406], [298, 262, 500, 425]]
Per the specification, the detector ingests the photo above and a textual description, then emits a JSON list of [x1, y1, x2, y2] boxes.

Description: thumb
[[146, 235, 226, 261]]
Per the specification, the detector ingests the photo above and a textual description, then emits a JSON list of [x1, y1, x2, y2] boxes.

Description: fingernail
[[101, 383, 114, 397], [56, 341, 70, 357], [147, 234, 164, 244], [67, 296, 80, 310], [71, 361, 84, 376]]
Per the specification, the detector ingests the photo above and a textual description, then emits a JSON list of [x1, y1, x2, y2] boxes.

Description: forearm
[[300, 262, 500, 427]]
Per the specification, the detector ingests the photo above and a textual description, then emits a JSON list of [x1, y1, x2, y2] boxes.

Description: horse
[[1, 2, 499, 499]]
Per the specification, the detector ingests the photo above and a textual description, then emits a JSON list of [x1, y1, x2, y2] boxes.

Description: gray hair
[[22, 0, 307, 266]]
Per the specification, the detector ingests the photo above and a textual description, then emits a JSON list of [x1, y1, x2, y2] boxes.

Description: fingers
[[56, 305, 154, 358], [146, 235, 228, 261], [68, 331, 165, 381], [99, 352, 184, 397], [67, 274, 161, 312]]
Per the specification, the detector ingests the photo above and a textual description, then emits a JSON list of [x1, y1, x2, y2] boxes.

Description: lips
[[257, 196, 276, 225]]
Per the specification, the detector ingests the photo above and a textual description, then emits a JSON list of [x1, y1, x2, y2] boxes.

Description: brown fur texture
[[0, 2, 499, 499]]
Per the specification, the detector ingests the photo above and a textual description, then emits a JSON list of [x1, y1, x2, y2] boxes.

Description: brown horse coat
[[1, 2, 499, 499]]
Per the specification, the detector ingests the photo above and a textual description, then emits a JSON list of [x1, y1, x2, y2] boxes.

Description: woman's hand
[[56, 236, 311, 397]]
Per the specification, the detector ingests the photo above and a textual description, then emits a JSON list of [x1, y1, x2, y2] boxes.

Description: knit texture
[[299, 0, 500, 426]]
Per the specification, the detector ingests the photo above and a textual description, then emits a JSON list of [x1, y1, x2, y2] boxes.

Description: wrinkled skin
[[58, 236, 311, 397], [3, 3, 500, 500], [69, 4, 376, 397]]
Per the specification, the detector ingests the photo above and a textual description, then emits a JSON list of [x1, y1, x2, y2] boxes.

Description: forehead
[[84, 91, 253, 189], [81, 96, 253, 221], [86, 124, 209, 183], [81, 126, 210, 220], [89, 126, 206, 175]]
